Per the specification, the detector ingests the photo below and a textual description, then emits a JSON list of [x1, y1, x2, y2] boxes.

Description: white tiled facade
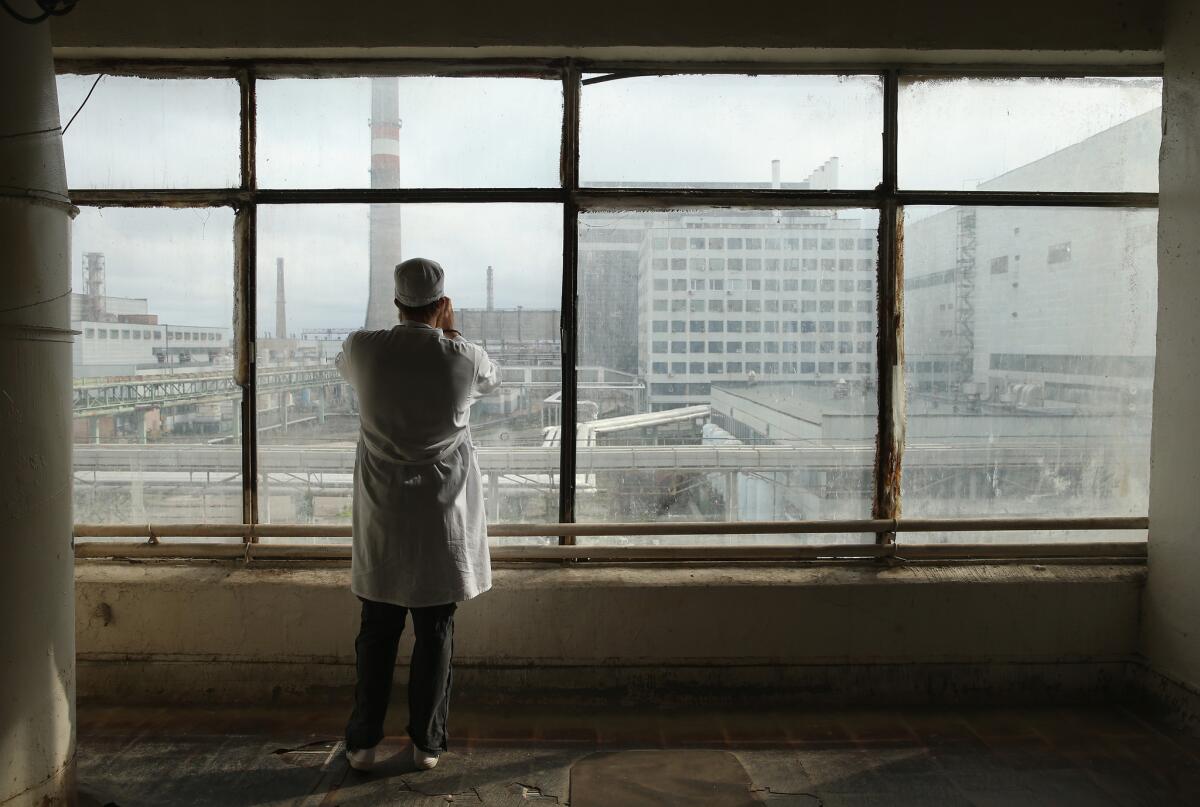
[[630, 210, 879, 410]]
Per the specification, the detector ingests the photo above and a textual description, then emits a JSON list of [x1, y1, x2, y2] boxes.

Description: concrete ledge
[[76, 560, 1146, 705]]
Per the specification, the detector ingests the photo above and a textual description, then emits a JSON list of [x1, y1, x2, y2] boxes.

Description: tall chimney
[[365, 78, 403, 329], [771, 159, 782, 189], [486, 265, 494, 311], [275, 257, 287, 339]]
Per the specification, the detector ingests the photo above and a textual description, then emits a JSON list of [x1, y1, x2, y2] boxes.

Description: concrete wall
[[49, 0, 1162, 56], [1143, 0, 1200, 704], [76, 561, 1145, 705]]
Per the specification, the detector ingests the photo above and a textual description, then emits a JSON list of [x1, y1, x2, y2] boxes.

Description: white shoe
[[346, 745, 376, 771], [413, 745, 440, 770]]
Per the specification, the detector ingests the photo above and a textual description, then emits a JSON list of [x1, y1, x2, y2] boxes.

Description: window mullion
[[238, 68, 260, 538], [873, 69, 903, 545], [558, 62, 581, 544]]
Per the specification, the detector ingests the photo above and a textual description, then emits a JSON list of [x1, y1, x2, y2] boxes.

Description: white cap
[[394, 258, 445, 307]]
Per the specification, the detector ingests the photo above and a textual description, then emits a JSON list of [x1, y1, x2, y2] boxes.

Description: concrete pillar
[[0, 10, 77, 806], [1143, 0, 1200, 699]]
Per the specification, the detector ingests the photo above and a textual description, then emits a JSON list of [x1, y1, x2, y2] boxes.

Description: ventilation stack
[[275, 257, 287, 340], [364, 77, 403, 329], [0, 12, 77, 804], [486, 265, 494, 311]]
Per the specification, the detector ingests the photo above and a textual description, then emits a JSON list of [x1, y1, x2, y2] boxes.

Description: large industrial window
[[63, 63, 1160, 559]]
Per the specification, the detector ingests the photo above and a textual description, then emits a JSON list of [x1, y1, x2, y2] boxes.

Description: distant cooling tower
[[365, 77, 403, 329]]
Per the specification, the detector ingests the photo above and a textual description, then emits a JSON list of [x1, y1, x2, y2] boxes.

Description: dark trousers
[[345, 597, 457, 753]]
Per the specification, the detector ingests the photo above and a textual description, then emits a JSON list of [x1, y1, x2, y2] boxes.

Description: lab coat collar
[[399, 319, 440, 332]]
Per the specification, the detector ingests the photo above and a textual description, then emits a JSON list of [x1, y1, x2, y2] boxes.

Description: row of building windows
[[649, 236, 875, 252], [652, 278, 876, 294], [652, 320, 875, 334], [650, 340, 874, 355], [650, 257, 874, 273], [649, 300, 875, 317], [82, 327, 226, 342], [988, 352, 1154, 378], [650, 299, 870, 315]]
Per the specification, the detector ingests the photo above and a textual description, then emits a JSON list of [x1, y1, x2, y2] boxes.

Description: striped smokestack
[[365, 77, 403, 329]]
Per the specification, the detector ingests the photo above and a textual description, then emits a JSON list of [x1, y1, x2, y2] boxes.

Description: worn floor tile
[[78, 704, 1200, 806]]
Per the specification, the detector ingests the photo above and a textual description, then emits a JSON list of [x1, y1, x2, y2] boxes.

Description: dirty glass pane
[[255, 203, 562, 544], [71, 207, 241, 536], [574, 208, 880, 545], [899, 76, 1162, 192], [901, 206, 1156, 543], [256, 77, 563, 188], [581, 74, 883, 190], [57, 74, 240, 189]]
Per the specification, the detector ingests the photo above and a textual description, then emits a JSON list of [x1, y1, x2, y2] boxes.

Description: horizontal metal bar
[[72, 516, 1149, 540], [72, 541, 1147, 563], [55, 61, 245, 79], [254, 188, 567, 204], [54, 58, 567, 80], [895, 190, 1159, 208], [54, 58, 1162, 81], [69, 189, 248, 207], [575, 189, 885, 211], [68, 187, 1159, 211], [68, 188, 570, 207], [572, 61, 1162, 78], [577, 189, 1158, 211]]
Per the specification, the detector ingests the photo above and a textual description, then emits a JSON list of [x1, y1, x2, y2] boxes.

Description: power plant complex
[[69, 92, 1159, 540]]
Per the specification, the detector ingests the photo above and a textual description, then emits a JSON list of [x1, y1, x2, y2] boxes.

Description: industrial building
[[4, 2, 1200, 806]]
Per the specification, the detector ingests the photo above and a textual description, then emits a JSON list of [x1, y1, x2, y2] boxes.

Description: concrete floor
[[78, 703, 1200, 806]]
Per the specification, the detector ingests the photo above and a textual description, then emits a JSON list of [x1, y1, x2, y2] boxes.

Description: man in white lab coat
[[336, 258, 500, 773]]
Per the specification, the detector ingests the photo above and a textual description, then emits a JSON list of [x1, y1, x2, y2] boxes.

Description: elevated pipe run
[[0, 10, 77, 806]]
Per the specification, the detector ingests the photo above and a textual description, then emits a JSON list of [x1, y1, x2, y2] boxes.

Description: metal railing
[[73, 516, 1150, 562]]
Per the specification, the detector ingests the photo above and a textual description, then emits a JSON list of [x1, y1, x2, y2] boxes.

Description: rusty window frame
[[59, 58, 1159, 560]]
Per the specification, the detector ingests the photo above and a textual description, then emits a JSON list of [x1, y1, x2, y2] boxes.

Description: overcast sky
[[58, 73, 1161, 332]]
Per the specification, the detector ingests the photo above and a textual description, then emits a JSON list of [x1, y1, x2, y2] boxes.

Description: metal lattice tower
[[82, 251, 106, 322], [953, 207, 977, 394]]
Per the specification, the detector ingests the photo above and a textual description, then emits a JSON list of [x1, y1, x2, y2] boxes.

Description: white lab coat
[[336, 321, 501, 607]]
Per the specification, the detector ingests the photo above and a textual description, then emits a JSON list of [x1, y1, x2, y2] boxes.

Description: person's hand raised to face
[[436, 296, 457, 334]]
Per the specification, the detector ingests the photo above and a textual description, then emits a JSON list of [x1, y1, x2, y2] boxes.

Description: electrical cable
[[62, 73, 102, 135], [1, 0, 78, 25]]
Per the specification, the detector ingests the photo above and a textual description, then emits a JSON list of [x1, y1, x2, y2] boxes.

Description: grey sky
[[57, 73, 1161, 333]]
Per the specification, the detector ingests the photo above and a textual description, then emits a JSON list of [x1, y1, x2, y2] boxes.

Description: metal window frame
[[58, 57, 1161, 561]]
